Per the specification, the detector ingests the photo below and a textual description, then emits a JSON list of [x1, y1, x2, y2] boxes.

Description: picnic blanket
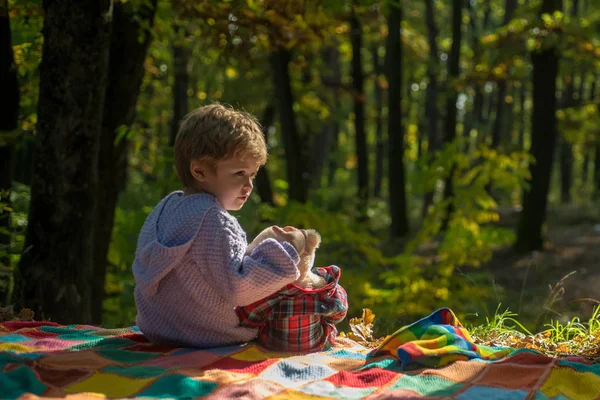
[[1, 308, 599, 399]]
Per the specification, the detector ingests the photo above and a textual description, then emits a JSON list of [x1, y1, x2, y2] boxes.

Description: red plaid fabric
[[235, 265, 348, 352]]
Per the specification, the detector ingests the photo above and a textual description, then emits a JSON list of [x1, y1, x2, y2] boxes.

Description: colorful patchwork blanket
[[1, 308, 599, 399]]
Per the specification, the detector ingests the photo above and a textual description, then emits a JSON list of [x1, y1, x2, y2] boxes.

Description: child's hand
[[272, 226, 306, 256]]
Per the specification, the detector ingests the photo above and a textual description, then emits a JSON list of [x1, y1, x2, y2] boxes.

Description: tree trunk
[[491, 86, 507, 150], [255, 104, 275, 205], [469, 0, 491, 134], [591, 73, 597, 103], [386, 4, 409, 238], [472, 88, 485, 132], [505, 85, 516, 145], [326, 122, 340, 188], [372, 45, 384, 199], [580, 9, 595, 188], [270, 49, 308, 203], [306, 123, 335, 192], [12, 139, 33, 185], [557, 0, 579, 204], [316, 46, 342, 191], [91, 0, 157, 324], [300, 53, 312, 85], [515, 0, 562, 253], [16, 0, 112, 323], [487, 0, 517, 194], [323, 47, 342, 189], [441, 0, 463, 231], [595, 144, 600, 200], [0, 0, 19, 304], [350, 6, 368, 217], [169, 24, 190, 146], [482, 0, 492, 28], [518, 83, 527, 150], [503, 0, 518, 27], [558, 136, 573, 203], [422, 0, 440, 218], [582, 151, 590, 187], [484, 86, 496, 124], [558, 75, 574, 203]]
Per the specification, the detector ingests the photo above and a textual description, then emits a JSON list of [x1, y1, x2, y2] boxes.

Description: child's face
[[197, 155, 261, 211]]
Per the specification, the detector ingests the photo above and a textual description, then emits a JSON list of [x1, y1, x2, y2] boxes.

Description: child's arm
[[199, 207, 301, 306]]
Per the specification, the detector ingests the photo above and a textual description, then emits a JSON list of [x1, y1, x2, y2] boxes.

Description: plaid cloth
[[235, 265, 348, 352]]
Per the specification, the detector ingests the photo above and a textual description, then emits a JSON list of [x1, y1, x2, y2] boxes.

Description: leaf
[[556, 344, 570, 353], [17, 308, 35, 321], [345, 308, 383, 346], [362, 308, 375, 326]]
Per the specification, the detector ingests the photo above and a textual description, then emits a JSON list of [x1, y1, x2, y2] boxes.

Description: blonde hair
[[174, 103, 267, 186]]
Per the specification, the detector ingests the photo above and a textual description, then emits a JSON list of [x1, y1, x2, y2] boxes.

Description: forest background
[[1, 0, 599, 337]]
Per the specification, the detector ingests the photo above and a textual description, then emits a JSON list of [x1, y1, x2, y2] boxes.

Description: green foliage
[[480, 6, 600, 65], [422, 148, 525, 261], [346, 142, 531, 334], [0, 183, 30, 305], [8, 0, 43, 153], [558, 104, 599, 145]]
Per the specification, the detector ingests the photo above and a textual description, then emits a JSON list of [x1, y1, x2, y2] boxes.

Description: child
[[132, 103, 305, 348]]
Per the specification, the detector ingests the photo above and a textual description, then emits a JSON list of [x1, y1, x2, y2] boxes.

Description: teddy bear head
[[246, 227, 327, 289]]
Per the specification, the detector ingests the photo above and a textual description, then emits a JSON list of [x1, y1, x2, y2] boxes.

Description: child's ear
[[190, 160, 208, 182]]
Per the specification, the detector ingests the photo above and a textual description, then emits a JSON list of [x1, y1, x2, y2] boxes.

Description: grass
[[470, 304, 600, 361]]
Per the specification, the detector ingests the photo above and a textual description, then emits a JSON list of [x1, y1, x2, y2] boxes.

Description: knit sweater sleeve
[[199, 207, 301, 306]]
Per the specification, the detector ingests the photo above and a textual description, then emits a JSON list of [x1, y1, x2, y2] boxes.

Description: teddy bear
[[239, 226, 348, 352], [246, 226, 327, 289]]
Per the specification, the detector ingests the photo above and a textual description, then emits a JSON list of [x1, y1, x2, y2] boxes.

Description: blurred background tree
[[1, 0, 599, 333]]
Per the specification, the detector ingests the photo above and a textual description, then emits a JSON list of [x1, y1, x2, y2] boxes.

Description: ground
[[484, 204, 600, 329]]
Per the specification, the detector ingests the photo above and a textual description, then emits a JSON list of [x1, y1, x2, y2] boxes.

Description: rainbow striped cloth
[[370, 308, 513, 369], [1, 310, 600, 399]]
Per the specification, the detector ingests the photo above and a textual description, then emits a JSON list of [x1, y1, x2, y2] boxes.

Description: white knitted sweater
[[133, 192, 300, 348]]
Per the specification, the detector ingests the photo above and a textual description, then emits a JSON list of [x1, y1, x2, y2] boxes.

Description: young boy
[[132, 103, 306, 348]]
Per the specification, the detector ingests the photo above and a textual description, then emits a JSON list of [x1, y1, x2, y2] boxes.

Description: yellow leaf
[[556, 344, 570, 353], [362, 309, 375, 325]]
